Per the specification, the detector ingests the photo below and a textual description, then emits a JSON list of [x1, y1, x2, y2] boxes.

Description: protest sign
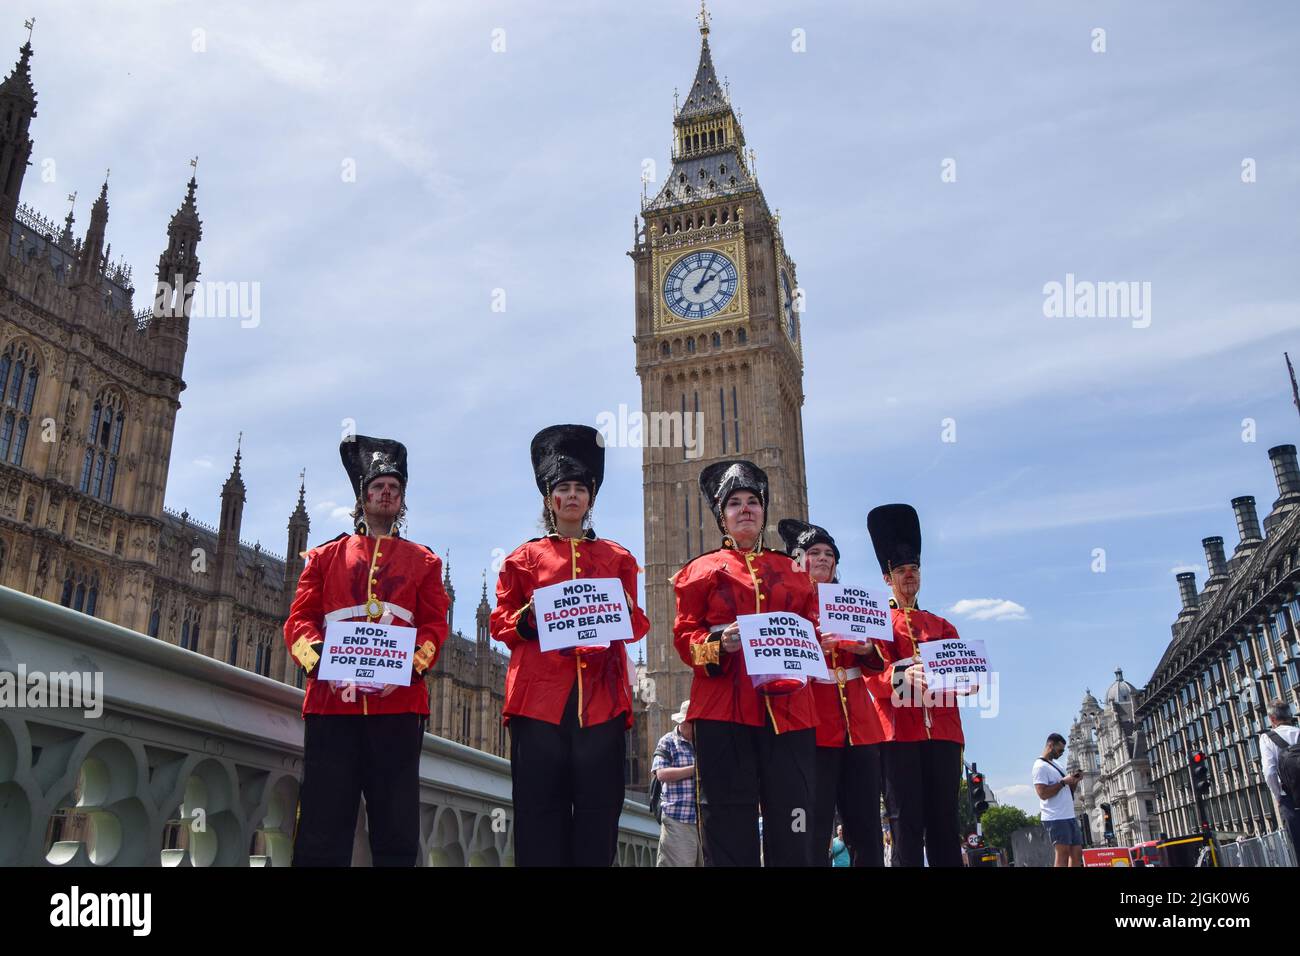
[[319, 620, 415, 685], [919, 638, 990, 691], [534, 577, 630, 652], [818, 583, 892, 644], [737, 612, 828, 683]]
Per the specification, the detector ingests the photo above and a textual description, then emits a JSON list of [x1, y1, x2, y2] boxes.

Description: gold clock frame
[[652, 237, 749, 333]]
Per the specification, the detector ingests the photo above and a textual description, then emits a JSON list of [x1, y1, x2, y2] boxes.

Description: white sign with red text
[[319, 620, 415, 686], [736, 612, 828, 681], [919, 638, 990, 692], [817, 584, 892, 644], [534, 577, 630, 652]]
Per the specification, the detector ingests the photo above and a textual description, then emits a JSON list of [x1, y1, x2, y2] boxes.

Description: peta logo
[[783, 660, 800, 670], [578, 629, 597, 640], [49, 886, 151, 936], [356, 669, 375, 678]]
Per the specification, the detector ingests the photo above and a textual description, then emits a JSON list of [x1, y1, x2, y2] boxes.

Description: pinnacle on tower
[[73, 175, 110, 286], [291, 470, 308, 520], [222, 433, 246, 498], [0, 35, 39, 269], [678, 2, 727, 120], [60, 192, 75, 246], [0, 39, 35, 103]]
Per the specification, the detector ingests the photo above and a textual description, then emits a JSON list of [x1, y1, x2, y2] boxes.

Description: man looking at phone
[[1033, 732, 1084, 867]]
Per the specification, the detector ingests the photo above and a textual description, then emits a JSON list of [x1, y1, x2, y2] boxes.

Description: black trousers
[[293, 712, 424, 867], [694, 719, 816, 867], [509, 688, 626, 867], [1280, 798, 1300, 863], [883, 739, 963, 867], [813, 741, 884, 867]]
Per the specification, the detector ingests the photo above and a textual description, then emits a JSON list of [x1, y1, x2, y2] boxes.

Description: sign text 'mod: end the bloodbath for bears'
[[328, 628, 409, 669], [542, 581, 625, 632], [748, 615, 820, 660]]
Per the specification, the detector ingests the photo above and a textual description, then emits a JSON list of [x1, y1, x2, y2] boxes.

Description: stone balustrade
[[0, 586, 658, 866]]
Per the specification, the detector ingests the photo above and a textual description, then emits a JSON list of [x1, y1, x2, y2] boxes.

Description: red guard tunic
[[873, 603, 965, 745], [673, 546, 819, 733], [490, 533, 649, 729], [812, 643, 887, 748], [283, 532, 450, 717]]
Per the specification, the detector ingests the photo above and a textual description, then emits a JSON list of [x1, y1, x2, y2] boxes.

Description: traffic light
[[969, 769, 989, 817], [1190, 751, 1211, 798], [1100, 802, 1114, 838]]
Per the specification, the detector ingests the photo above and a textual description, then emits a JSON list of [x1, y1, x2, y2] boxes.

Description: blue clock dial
[[663, 250, 738, 320], [781, 270, 796, 340]]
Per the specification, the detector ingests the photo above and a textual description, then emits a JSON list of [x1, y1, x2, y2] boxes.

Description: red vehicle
[[1130, 840, 1162, 867]]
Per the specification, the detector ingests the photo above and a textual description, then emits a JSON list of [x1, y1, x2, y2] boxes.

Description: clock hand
[[692, 271, 717, 294]]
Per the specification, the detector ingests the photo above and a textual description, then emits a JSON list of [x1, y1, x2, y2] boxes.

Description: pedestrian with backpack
[[1260, 698, 1300, 863], [650, 700, 703, 866]]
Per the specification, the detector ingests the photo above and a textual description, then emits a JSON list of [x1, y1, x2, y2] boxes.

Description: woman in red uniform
[[778, 518, 886, 867], [490, 424, 650, 866], [868, 503, 966, 867], [673, 460, 819, 867]]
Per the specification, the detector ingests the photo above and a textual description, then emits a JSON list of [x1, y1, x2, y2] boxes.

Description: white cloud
[[219, 31, 331, 94], [996, 784, 1041, 817], [1170, 563, 1205, 576], [193, 457, 213, 469], [948, 598, 1029, 622]]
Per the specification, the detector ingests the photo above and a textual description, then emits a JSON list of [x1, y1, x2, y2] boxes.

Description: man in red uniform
[[490, 424, 650, 866], [673, 460, 820, 866], [284, 436, 450, 866], [868, 503, 965, 867]]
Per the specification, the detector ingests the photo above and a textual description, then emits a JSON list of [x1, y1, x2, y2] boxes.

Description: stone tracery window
[[79, 390, 126, 503], [181, 606, 202, 652], [59, 564, 99, 617], [0, 341, 40, 467]]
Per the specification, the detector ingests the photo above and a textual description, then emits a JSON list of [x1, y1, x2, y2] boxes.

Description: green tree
[[979, 805, 1037, 851], [957, 778, 977, 836]]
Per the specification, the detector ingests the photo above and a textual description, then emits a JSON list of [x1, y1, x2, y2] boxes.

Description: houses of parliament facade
[[0, 36, 508, 760]]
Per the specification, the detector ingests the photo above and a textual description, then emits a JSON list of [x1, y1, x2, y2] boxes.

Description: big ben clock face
[[781, 270, 796, 340], [663, 250, 739, 320]]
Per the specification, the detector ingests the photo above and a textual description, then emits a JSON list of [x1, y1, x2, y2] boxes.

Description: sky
[[9, 0, 1300, 816]]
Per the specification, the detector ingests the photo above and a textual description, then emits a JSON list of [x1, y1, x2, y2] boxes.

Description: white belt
[[324, 602, 414, 626], [815, 666, 863, 685]]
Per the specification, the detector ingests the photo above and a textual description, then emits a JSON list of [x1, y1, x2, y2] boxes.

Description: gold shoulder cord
[[888, 562, 931, 738], [744, 550, 781, 735]]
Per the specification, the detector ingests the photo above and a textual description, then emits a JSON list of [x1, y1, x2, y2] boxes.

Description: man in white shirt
[[1033, 732, 1084, 867], [1259, 698, 1300, 861]]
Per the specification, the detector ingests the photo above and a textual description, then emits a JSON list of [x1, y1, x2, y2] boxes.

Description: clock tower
[[630, 6, 810, 766]]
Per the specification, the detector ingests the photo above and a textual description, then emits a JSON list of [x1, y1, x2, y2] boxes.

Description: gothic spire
[[677, 8, 727, 120], [155, 171, 203, 317], [0, 40, 35, 104], [60, 192, 75, 246], [172, 174, 200, 230], [74, 175, 110, 284], [290, 469, 308, 523], [645, 7, 753, 213], [222, 434, 246, 498]]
